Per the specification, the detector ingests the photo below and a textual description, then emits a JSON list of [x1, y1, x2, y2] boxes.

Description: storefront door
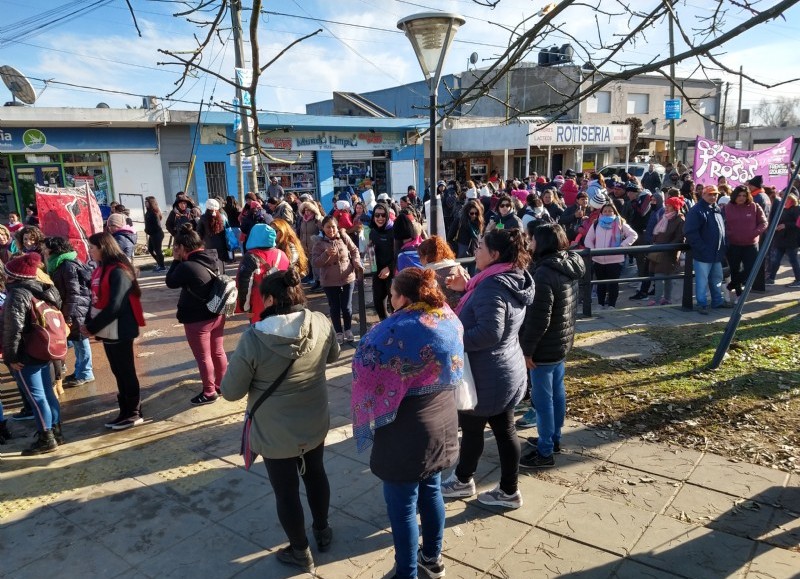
[[14, 164, 64, 208]]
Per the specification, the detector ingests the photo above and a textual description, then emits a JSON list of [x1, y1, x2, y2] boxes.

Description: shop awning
[[443, 123, 631, 152]]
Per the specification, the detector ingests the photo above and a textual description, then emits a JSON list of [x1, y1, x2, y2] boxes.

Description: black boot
[[104, 395, 126, 429], [52, 422, 65, 445], [0, 419, 11, 444], [22, 430, 58, 456]]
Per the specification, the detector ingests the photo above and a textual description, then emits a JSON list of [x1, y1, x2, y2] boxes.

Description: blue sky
[[1, 0, 798, 121]]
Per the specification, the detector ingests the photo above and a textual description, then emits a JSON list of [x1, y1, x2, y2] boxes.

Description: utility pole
[[735, 66, 744, 145], [720, 82, 730, 143], [231, 0, 259, 202], [668, 0, 675, 164]]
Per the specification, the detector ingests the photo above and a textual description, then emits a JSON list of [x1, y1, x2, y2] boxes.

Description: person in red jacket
[[722, 185, 767, 301]]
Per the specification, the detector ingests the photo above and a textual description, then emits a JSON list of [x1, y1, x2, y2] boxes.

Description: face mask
[[599, 215, 617, 226]]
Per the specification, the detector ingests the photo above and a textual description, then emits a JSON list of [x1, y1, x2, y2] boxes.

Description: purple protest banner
[[693, 136, 792, 189]]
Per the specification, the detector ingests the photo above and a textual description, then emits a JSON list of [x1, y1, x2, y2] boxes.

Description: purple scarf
[[454, 262, 513, 315]]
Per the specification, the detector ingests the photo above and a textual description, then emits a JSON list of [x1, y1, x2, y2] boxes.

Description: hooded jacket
[[112, 227, 137, 261], [520, 251, 585, 364], [311, 232, 362, 287], [164, 249, 224, 324], [2, 278, 63, 365], [297, 201, 322, 258], [368, 209, 395, 272], [458, 268, 535, 417], [220, 309, 340, 459], [684, 198, 727, 263]]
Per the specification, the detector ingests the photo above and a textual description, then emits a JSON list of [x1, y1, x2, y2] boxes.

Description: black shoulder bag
[[240, 358, 296, 470]]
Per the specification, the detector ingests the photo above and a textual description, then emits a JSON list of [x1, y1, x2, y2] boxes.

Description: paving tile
[[758, 505, 800, 550], [219, 492, 308, 550], [95, 496, 211, 566], [312, 512, 395, 579], [559, 422, 624, 460], [538, 491, 655, 556], [112, 569, 154, 579], [608, 440, 702, 481], [630, 514, 755, 579], [136, 522, 266, 578], [506, 474, 568, 526], [775, 479, 800, 513], [687, 453, 789, 503], [579, 463, 680, 514], [527, 451, 605, 490], [496, 527, 621, 578], [232, 557, 315, 579], [441, 501, 530, 573], [322, 452, 385, 529], [665, 484, 777, 541], [613, 559, 684, 578], [745, 542, 800, 579], [12, 534, 133, 578], [0, 505, 89, 574]]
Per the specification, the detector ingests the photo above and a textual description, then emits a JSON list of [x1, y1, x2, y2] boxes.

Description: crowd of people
[[1, 164, 799, 577]]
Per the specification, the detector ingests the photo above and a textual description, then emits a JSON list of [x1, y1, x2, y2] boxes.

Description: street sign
[[665, 99, 682, 120]]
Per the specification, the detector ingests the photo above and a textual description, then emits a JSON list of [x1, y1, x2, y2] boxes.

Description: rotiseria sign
[[529, 124, 630, 146]]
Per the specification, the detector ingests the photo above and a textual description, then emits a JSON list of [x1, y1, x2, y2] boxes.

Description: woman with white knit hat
[[197, 198, 229, 262]]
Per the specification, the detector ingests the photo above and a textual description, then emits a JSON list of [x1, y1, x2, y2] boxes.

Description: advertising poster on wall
[[36, 184, 104, 263], [693, 136, 792, 189]]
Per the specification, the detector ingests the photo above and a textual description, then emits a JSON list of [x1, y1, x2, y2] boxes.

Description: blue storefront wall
[[0, 127, 157, 153], [191, 112, 425, 210]]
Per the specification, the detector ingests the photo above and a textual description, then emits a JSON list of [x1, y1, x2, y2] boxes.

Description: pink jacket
[[584, 218, 638, 264]]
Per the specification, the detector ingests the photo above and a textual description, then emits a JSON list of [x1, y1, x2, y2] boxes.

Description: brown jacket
[[648, 214, 685, 275], [311, 232, 363, 287]]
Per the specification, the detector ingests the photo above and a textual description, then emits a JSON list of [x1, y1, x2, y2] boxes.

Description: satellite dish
[[0, 65, 37, 105], [469, 52, 479, 65]]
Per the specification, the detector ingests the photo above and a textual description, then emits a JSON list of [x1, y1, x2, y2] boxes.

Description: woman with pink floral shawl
[[351, 267, 463, 579]]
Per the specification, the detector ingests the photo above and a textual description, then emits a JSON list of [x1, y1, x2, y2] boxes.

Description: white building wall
[[109, 151, 167, 233]]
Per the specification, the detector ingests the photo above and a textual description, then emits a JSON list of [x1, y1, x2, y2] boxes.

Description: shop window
[[586, 91, 611, 114], [205, 162, 228, 198], [627, 93, 649, 115], [697, 97, 716, 116], [200, 126, 228, 145]]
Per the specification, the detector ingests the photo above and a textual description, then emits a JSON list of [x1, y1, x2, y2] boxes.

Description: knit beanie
[[107, 213, 126, 228], [205, 199, 220, 211], [5, 252, 42, 280], [589, 189, 609, 209]]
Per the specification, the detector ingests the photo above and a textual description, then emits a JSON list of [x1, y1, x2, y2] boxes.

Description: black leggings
[[264, 442, 330, 549], [103, 339, 141, 417], [372, 275, 392, 320], [594, 262, 623, 307], [147, 232, 165, 268], [455, 408, 520, 495]]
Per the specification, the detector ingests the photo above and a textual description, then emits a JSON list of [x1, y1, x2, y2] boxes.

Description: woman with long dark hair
[[519, 224, 585, 468], [447, 200, 484, 260], [166, 223, 228, 406], [441, 228, 535, 509], [197, 199, 229, 261], [368, 203, 396, 320], [144, 196, 166, 272], [221, 268, 339, 573], [82, 232, 146, 430]]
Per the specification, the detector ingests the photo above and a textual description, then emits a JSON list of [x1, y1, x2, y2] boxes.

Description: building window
[[586, 91, 611, 114], [204, 162, 227, 198], [627, 93, 649, 114], [697, 97, 717, 116]]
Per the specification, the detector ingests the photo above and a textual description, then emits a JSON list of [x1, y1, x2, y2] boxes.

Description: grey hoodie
[[221, 309, 339, 459]]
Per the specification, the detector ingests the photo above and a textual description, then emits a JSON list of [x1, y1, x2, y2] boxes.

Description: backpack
[[190, 264, 238, 316], [24, 297, 69, 361]]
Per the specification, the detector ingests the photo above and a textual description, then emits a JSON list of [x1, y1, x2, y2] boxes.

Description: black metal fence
[[353, 242, 695, 334]]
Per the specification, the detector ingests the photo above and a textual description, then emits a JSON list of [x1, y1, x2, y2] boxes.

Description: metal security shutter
[[331, 150, 388, 160], [260, 151, 314, 164]]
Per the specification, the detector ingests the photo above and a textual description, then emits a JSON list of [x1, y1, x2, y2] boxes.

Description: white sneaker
[[477, 484, 523, 509], [344, 329, 354, 342], [440, 472, 476, 498], [335, 332, 344, 344]]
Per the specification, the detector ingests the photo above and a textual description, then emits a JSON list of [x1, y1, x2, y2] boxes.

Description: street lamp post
[[397, 12, 465, 235]]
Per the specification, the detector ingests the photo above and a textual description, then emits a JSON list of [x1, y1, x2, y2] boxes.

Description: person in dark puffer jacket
[[44, 237, 95, 388], [440, 228, 535, 510], [2, 253, 64, 455], [519, 224, 585, 469], [165, 224, 228, 406]]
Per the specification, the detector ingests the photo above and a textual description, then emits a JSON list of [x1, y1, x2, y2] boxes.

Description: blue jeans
[[13, 362, 60, 431], [323, 282, 354, 333], [70, 337, 94, 381], [769, 246, 800, 282], [693, 260, 723, 307], [531, 361, 566, 457], [383, 472, 445, 579]]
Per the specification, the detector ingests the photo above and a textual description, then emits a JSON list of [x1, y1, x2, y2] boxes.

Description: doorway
[[14, 164, 64, 208]]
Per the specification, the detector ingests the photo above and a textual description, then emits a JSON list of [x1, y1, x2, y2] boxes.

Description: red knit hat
[[665, 196, 685, 212], [5, 252, 42, 280]]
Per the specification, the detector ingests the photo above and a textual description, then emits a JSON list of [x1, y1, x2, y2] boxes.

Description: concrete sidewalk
[[1, 264, 798, 578]]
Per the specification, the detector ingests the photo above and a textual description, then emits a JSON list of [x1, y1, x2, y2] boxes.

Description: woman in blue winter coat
[[441, 227, 535, 510]]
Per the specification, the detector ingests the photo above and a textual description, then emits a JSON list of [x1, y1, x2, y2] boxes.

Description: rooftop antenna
[[0, 65, 37, 105], [467, 52, 479, 71]]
